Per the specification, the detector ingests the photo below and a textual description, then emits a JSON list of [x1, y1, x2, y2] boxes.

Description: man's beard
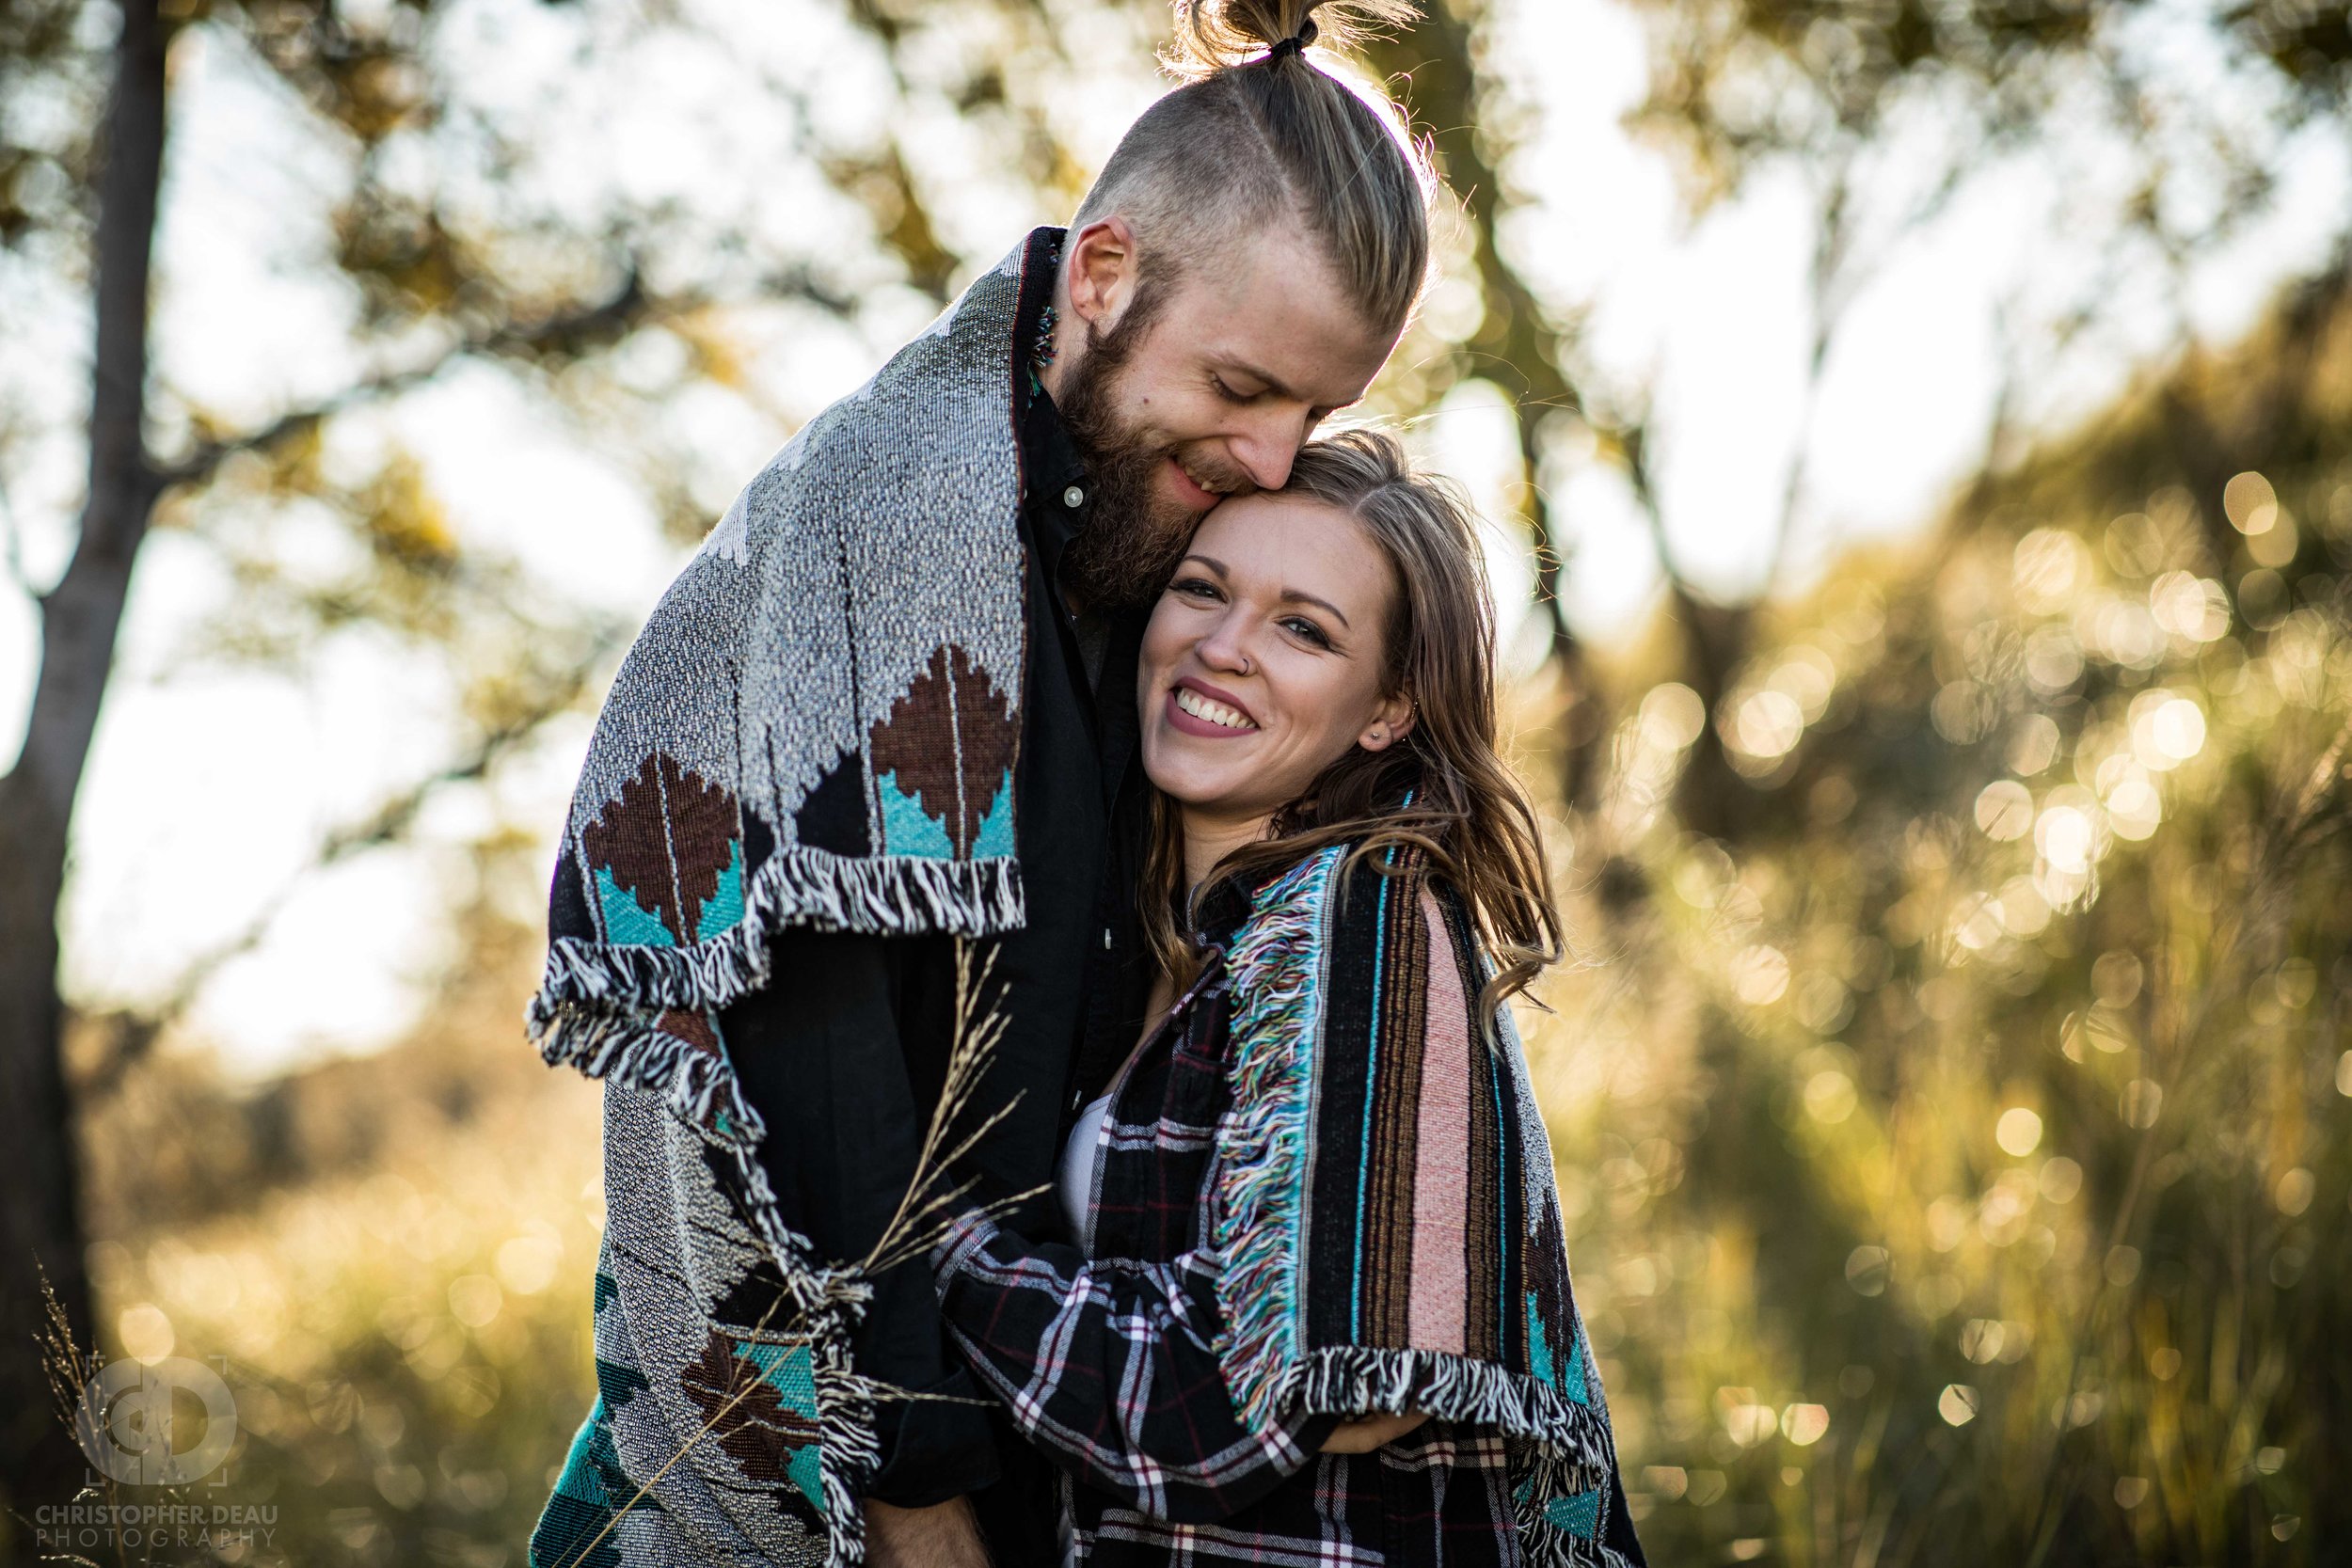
[[1054, 304, 1246, 610]]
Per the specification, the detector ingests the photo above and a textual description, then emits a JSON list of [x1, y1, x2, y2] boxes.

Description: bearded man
[[528, 4, 1433, 1564]]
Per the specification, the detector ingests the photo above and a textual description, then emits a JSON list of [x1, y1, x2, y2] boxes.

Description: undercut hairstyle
[[1073, 0, 1437, 341]]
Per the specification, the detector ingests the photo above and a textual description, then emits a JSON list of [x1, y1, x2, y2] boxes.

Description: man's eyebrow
[[1219, 359, 1306, 404]]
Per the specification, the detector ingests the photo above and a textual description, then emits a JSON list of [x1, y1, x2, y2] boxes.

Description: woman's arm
[[1321, 1411, 1430, 1452], [930, 1212, 1340, 1523]]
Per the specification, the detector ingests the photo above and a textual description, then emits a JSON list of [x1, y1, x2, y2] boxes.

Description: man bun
[[1166, 0, 1421, 82], [1073, 0, 1436, 342]]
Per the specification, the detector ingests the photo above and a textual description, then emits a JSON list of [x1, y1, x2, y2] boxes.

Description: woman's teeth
[[1174, 688, 1257, 731]]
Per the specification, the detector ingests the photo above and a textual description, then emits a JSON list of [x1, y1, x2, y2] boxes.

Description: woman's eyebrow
[[1185, 554, 1349, 628], [1280, 589, 1350, 628]]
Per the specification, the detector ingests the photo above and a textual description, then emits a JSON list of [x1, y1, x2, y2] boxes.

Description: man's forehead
[[1168, 235, 1396, 401]]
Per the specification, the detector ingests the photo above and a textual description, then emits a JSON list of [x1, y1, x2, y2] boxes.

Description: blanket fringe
[[1209, 847, 1345, 1433], [1281, 1347, 1614, 1486], [527, 1001, 769, 1154], [526, 847, 1025, 1149], [731, 1146, 882, 1564], [750, 843, 1026, 944], [799, 1282, 882, 1568], [532, 847, 1026, 1023]]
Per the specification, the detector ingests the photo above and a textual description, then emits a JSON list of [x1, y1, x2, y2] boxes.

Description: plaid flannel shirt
[[933, 872, 1644, 1566]]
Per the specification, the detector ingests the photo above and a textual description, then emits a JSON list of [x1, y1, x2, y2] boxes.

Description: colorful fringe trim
[[534, 847, 1025, 1023], [1210, 846, 1341, 1432], [1208, 845, 1622, 1484]]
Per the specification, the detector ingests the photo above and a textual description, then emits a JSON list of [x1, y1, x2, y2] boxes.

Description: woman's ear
[[1357, 689, 1417, 752]]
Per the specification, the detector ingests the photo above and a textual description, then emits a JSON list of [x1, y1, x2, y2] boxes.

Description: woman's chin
[[1145, 769, 1230, 807], [1143, 762, 1268, 816]]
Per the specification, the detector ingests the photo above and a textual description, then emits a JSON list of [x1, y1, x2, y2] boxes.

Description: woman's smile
[[1167, 678, 1259, 736]]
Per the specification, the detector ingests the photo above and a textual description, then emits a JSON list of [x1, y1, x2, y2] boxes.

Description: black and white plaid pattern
[[932, 963, 1537, 1565]]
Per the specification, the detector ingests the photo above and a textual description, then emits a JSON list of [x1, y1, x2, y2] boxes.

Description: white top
[[1058, 1093, 1115, 1250]]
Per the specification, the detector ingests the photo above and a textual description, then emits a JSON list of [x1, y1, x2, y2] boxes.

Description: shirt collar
[[1012, 226, 1091, 581]]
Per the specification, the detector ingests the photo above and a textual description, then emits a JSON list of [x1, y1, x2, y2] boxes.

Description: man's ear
[[1358, 690, 1417, 752], [1065, 216, 1139, 331]]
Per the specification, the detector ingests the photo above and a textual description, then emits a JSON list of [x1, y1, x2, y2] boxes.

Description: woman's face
[[1137, 491, 1412, 825]]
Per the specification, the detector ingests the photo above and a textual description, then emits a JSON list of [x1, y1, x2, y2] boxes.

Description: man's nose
[[1225, 407, 1311, 493]]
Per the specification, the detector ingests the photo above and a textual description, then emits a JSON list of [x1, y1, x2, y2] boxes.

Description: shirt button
[[1102, 927, 1113, 950], [1063, 484, 1086, 509]]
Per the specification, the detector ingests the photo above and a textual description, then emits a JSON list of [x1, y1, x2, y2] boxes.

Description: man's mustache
[[1173, 444, 1255, 500]]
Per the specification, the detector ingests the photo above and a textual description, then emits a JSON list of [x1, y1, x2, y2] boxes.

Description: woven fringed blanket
[[527, 236, 1040, 1568], [1213, 844, 1640, 1566]]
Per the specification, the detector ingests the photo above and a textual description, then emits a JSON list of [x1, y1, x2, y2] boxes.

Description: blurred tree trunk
[[0, 0, 167, 1514], [1613, 421, 1760, 840], [1361, 4, 1609, 801]]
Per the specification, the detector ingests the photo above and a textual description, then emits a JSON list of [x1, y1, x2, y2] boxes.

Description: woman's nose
[[1194, 612, 1255, 673]]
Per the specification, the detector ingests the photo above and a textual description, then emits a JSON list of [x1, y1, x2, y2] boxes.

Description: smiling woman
[[1141, 491, 1414, 854], [1136, 428, 1563, 1015]]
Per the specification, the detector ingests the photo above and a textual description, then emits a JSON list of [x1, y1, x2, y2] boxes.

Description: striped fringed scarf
[[1212, 842, 1640, 1566], [528, 232, 1046, 1568]]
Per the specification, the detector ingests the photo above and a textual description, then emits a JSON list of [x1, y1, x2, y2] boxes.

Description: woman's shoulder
[[1225, 837, 1478, 993]]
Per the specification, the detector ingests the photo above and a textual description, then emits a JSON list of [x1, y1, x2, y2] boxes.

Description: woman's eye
[[1281, 617, 1330, 647], [1172, 577, 1222, 600]]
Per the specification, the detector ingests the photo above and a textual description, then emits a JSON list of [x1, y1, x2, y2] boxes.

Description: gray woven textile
[[527, 238, 1040, 1568]]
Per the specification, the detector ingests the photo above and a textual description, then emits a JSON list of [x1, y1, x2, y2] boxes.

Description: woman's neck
[[1180, 805, 1275, 896]]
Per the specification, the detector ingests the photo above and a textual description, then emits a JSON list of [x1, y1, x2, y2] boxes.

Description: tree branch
[[150, 269, 660, 497], [1759, 154, 1852, 595], [1361, 8, 1610, 791]]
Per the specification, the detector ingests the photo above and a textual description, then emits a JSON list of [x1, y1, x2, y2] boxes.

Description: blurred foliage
[[1520, 260, 2352, 1562], [1621, 0, 2350, 203], [63, 879, 604, 1568]]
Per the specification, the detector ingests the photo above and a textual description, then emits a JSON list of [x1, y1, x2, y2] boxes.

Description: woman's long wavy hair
[[1138, 428, 1564, 1027]]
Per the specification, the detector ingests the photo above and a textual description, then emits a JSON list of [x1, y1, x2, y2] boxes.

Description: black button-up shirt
[[723, 226, 1149, 1519]]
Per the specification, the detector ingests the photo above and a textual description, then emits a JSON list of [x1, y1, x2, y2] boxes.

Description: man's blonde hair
[[1073, 1, 1436, 340]]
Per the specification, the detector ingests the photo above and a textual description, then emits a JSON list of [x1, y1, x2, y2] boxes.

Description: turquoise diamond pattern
[[1528, 1292, 1556, 1387], [972, 772, 1015, 859], [1544, 1487, 1602, 1538], [694, 839, 745, 941], [595, 866, 675, 948], [876, 770, 957, 859], [734, 1339, 827, 1515]]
